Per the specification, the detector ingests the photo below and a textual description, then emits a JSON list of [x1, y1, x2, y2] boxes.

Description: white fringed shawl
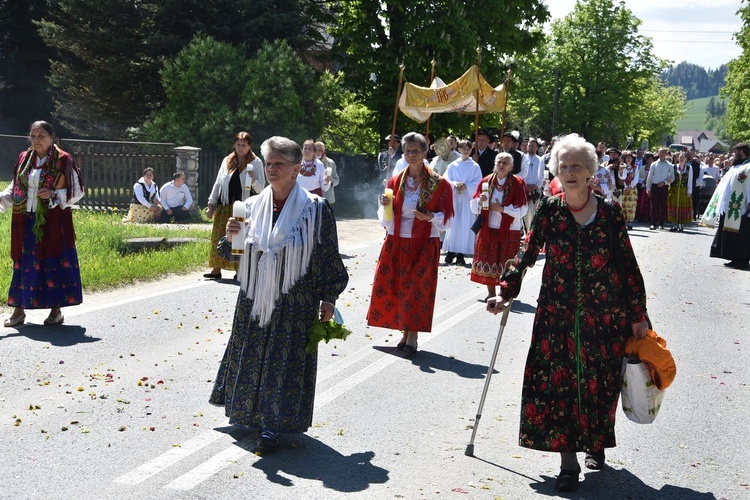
[[238, 183, 322, 327]]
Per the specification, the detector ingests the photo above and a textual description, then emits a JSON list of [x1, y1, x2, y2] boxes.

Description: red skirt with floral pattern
[[366, 235, 440, 332]]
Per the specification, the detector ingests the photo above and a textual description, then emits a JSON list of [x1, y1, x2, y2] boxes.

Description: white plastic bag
[[621, 357, 665, 424]]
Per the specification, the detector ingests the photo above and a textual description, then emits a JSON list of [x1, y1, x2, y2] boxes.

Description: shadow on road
[[530, 467, 717, 499], [0, 324, 98, 346], [244, 434, 389, 492], [372, 345, 498, 379]]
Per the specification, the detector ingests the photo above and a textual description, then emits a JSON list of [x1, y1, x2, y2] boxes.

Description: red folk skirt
[[470, 226, 521, 286], [366, 235, 440, 332]]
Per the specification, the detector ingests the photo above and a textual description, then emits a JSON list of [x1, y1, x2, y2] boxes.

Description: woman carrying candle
[[367, 132, 454, 355], [470, 152, 528, 302]]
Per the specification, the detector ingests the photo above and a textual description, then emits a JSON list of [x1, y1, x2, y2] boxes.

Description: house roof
[[675, 130, 719, 150]]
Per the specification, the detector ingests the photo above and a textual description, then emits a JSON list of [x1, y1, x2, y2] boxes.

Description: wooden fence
[[60, 139, 176, 210]]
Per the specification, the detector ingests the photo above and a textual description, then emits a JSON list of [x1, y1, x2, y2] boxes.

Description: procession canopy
[[398, 65, 507, 124]]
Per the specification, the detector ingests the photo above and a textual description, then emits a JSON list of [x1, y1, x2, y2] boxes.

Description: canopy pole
[[473, 47, 482, 145], [387, 63, 406, 180], [425, 58, 436, 139], [500, 67, 512, 140]]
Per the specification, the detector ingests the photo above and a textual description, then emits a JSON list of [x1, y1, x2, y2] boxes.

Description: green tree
[[0, 0, 54, 133], [144, 37, 347, 152], [551, 0, 664, 144], [723, 1, 750, 141], [329, 0, 549, 141], [35, 0, 330, 139], [630, 76, 686, 147], [510, 0, 675, 146]]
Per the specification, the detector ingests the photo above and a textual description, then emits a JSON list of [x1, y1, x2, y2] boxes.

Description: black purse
[[471, 213, 483, 234]]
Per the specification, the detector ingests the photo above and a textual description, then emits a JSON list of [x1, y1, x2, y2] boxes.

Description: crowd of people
[[2, 121, 748, 493]]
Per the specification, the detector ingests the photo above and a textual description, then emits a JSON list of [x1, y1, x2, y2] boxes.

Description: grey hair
[[401, 132, 428, 152], [260, 136, 302, 165], [547, 134, 598, 177], [495, 152, 513, 168]]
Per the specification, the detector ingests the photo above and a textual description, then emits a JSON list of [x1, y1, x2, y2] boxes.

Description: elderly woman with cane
[[209, 136, 348, 453], [487, 134, 649, 492]]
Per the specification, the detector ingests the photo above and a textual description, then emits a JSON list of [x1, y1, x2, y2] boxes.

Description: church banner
[[398, 65, 507, 123]]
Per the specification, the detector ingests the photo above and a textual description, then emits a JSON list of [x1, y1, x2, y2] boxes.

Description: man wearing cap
[[472, 129, 498, 177], [502, 131, 526, 178], [376, 134, 403, 184]]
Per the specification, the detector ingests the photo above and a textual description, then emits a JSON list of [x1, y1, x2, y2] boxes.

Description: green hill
[[676, 95, 726, 131]]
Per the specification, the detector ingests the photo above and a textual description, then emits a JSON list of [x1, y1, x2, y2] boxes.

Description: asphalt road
[[0, 217, 748, 500]]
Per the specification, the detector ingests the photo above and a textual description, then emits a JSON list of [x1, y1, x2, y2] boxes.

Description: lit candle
[[482, 182, 489, 210], [245, 164, 254, 190]]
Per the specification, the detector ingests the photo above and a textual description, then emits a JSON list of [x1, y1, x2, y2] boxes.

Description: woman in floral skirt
[[0, 121, 84, 327], [487, 134, 649, 492]]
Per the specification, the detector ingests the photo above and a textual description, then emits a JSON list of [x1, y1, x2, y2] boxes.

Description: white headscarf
[[238, 182, 323, 327]]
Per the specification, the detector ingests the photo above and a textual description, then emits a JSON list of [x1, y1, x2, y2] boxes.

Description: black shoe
[[554, 466, 581, 492], [203, 272, 221, 279], [725, 261, 750, 269], [659, 225, 664, 230], [669, 226, 677, 232], [678, 225, 684, 232], [626, 223, 633, 230], [233, 273, 238, 281], [456, 254, 467, 266], [649, 225, 655, 230], [585, 450, 605, 470], [256, 430, 279, 453], [445, 252, 455, 265]]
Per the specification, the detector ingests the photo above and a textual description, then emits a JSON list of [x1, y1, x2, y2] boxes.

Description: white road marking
[[314, 301, 484, 409], [114, 284, 487, 490], [163, 437, 255, 491], [114, 429, 226, 485]]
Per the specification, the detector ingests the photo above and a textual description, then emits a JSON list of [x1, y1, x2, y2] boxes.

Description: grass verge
[[0, 209, 212, 306]]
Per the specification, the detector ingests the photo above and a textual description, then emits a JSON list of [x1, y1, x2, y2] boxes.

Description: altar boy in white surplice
[[442, 140, 482, 266]]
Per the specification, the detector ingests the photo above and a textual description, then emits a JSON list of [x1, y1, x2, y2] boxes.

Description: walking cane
[[465, 259, 526, 457]]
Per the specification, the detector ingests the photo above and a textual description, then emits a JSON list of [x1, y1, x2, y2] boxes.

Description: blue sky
[[546, 0, 743, 69]]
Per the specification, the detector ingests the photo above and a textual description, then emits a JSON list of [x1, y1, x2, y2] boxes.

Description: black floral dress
[[500, 195, 647, 453], [209, 201, 349, 433]]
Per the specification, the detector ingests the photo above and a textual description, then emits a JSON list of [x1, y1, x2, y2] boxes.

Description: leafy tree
[[329, 0, 549, 141], [144, 37, 346, 152], [510, 0, 669, 146], [723, 1, 750, 142], [35, 0, 331, 139], [630, 76, 686, 147], [0, 0, 54, 133]]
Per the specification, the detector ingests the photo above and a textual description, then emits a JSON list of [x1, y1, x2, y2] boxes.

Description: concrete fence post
[[174, 146, 201, 213]]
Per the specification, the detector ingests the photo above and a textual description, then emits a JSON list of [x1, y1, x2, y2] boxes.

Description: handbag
[[621, 355, 664, 424], [470, 213, 483, 234]]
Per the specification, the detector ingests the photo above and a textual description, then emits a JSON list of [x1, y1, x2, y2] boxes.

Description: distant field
[[676, 95, 726, 131]]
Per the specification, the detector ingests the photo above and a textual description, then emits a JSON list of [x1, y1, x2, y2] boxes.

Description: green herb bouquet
[[306, 319, 352, 353]]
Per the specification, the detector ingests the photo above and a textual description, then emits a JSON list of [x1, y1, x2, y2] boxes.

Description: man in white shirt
[[159, 171, 193, 223], [523, 138, 545, 229], [646, 148, 674, 230]]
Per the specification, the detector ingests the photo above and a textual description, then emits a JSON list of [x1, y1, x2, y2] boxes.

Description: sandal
[[396, 341, 406, 351], [585, 450, 605, 470], [554, 465, 581, 492]]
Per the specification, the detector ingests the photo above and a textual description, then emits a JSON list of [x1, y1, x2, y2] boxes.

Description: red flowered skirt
[[471, 227, 521, 286], [367, 236, 440, 332]]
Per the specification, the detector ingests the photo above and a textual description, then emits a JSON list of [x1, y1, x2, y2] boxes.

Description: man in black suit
[[502, 131, 524, 176], [472, 129, 498, 177], [376, 134, 402, 185]]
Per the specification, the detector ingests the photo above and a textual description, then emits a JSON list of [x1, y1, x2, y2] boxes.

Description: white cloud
[[544, 0, 742, 68]]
